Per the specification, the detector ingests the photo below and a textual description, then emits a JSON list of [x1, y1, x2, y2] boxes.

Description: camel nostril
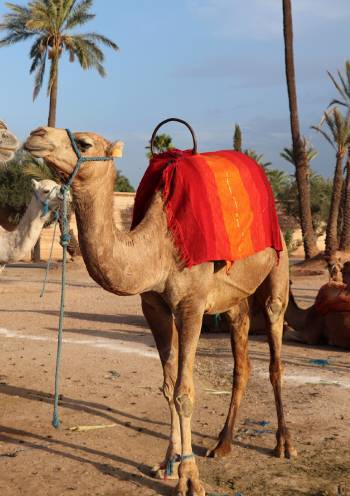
[[30, 127, 47, 137]]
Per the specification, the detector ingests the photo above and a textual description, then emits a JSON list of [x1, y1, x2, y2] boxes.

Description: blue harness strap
[[52, 129, 112, 429]]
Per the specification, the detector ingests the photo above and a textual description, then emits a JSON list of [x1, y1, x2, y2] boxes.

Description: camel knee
[[175, 392, 194, 417], [265, 297, 284, 324]]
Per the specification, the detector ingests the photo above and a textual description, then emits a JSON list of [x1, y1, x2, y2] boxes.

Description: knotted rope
[[52, 129, 111, 429]]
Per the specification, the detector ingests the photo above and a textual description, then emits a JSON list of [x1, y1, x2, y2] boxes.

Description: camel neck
[[0, 197, 45, 264], [72, 166, 171, 295]]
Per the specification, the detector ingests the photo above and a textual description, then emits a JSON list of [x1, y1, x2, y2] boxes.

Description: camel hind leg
[[256, 250, 297, 459], [207, 299, 250, 458]]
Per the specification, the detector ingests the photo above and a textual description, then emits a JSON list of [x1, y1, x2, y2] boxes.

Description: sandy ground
[[0, 261, 349, 496]]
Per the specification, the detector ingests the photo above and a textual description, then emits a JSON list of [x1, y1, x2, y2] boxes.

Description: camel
[[0, 179, 60, 267], [285, 269, 350, 350], [0, 120, 19, 163], [25, 126, 296, 496]]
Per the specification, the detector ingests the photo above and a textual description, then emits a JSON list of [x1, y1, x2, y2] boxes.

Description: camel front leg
[[174, 303, 205, 496], [207, 300, 250, 458], [141, 293, 182, 480]]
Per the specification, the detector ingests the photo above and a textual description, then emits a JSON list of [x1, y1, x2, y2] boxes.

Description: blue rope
[[165, 453, 194, 476], [51, 129, 112, 429]]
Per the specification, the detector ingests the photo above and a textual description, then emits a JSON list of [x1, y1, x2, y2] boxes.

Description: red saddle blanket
[[131, 149, 282, 267]]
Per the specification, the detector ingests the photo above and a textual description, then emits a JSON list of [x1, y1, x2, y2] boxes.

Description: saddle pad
[[131, 149, 282, 267]]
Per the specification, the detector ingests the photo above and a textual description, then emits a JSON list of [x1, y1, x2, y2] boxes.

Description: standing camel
[[0, 120, 19, 163], [25, 126, 296, 496]]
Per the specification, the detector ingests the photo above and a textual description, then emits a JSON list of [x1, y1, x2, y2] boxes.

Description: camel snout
[[29, 127, 47, 137]]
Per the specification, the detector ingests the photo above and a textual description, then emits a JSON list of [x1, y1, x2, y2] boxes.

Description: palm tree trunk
[[282, 0, 318, 259], [326, 152, 344, 256], [34, 57, 81, 260], [340, 149, 350, 251]]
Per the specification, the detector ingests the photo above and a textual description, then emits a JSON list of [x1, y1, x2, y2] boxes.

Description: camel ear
[[108, 140, 124, 158], [31, 179, 40, 190]]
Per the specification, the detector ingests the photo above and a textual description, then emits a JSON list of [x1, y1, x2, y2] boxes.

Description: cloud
[[187, 0, 350, 41]]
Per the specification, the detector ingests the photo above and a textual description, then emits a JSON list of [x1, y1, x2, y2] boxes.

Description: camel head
[[31, 178, 61, 218], [0, 120, 20, 163], [24, 127, 124, 185]]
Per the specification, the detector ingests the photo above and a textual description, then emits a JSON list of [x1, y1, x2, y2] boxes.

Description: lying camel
[[285, 266, 350, 349], [25, 126, 296, 496], [0, 179, 60, 267]]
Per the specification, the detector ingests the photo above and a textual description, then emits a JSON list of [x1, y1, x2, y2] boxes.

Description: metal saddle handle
[[150, 117, 198, 156]]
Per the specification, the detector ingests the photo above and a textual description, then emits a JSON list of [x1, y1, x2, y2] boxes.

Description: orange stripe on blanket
[[203, 155, 255, 259]]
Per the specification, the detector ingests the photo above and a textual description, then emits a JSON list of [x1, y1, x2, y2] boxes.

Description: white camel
[[0, 179, 60, 268]]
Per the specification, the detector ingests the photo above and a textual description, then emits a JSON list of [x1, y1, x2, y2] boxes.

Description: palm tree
[[146, 133, 173, 159], [0, 0, 118, 260], [281, 139, 318, 166], [327, 60, 350, 252], [244, 148, 271, 169], [0, 0, 118, 126], [312, 108, 350, 256], [282, 0, 318, 258]]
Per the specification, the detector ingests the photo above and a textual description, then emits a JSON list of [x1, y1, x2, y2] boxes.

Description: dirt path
[[0, 263, 349, 496]]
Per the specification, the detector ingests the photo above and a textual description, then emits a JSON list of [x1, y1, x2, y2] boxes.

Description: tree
[[233, 124, 242, 152], [244, 149, 271, 168], [312, 108, 350, 256], [146, 133, 173, 159], [327, 60, 350, 251], [0, 150, 34, 226], [114, 171, 135, 192], [0, 0, 119, 260], [282, 0, 318, 258], [281, 139, 318, 166]]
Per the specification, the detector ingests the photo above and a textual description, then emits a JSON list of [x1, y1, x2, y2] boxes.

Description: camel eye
[[43, 189, 51, 194], [76, 139, 92, 152]]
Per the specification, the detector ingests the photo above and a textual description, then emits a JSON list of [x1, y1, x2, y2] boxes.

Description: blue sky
[[1, 0, 350, 187]]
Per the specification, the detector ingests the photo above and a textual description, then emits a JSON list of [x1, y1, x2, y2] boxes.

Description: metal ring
[[150, 118, 198, 156]]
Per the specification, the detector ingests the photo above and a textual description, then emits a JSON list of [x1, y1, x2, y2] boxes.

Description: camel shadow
[[0, 308, 147, 328], [0, 425, 170, 495], [0, 383, 214, 447]]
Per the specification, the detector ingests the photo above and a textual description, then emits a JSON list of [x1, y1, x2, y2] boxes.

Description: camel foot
[[174, 459, 205, 496], [174, 477, 205, 496], [150, 455, 181, 480], [273, 438, 297, 459], [206, 437, 232, 458]]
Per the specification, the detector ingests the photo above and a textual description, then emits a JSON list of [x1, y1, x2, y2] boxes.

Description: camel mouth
[[24, 136, 54, 157]]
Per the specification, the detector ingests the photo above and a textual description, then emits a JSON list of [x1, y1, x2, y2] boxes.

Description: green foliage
[[327, 60, 350, 108], [281, 139, 318, 165], [312, 107, 350, 154], [233, 124, 242, 152], [0, 151, 33, 217], [0, 0, 119, 100], [244, 148, 272, 169], [281, 171, 332, 234], [146, 133, 173, 159], [114, 171, 134, 192]]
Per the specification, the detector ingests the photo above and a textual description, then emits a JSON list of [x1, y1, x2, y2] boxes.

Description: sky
[[1, 0, 350, 188]]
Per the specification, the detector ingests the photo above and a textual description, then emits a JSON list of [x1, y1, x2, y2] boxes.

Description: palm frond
[[33, 50, 46, 99], [64, 0, 95, 29], [311, 124, 336, 150], [83, 32, 119, 51]]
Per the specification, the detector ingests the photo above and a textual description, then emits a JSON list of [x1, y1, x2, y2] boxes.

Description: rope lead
[[51, 129, 112, 429]]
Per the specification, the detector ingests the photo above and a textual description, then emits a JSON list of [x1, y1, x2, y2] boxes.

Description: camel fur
[[0, 179, 60, 267], [0, 120, 19, 163], [25, 126, 296, 496]]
